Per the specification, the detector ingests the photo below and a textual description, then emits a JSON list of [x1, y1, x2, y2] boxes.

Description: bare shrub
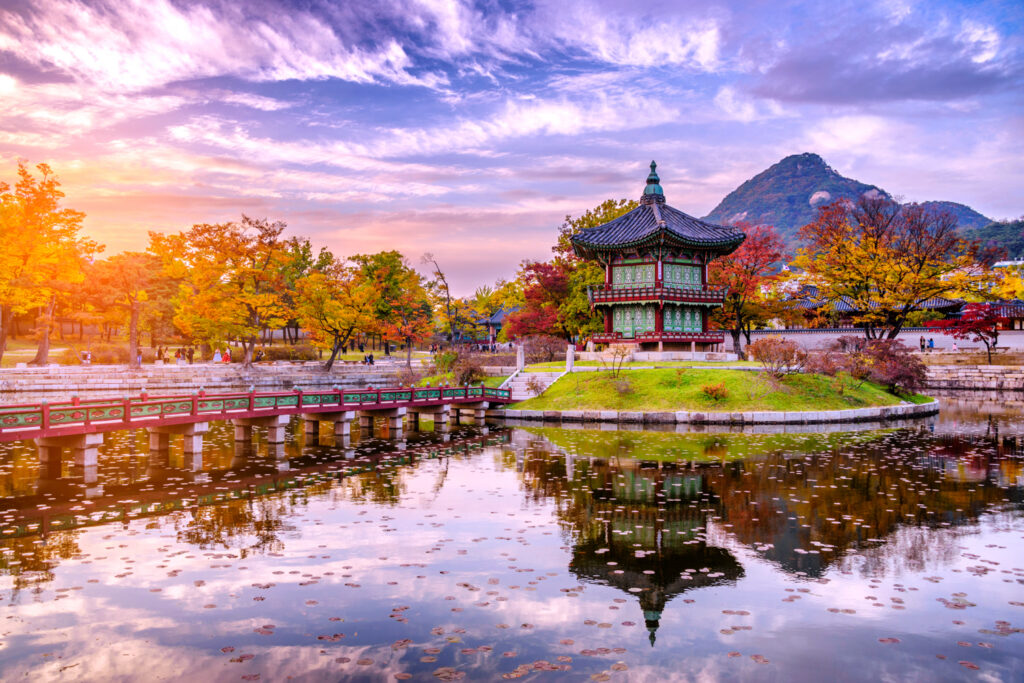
[[601, 345, 632, 379], [523, 335, 566, 363], [452, 356, 486, 385], [825, 336, 925, 395], [396, 366, 423, 386], [614, 379, 634, 396], [525, 375, 546, 396], [747, 338, 807, 379], [745, 372, 776, 401]]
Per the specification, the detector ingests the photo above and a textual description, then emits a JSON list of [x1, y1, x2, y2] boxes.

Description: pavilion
[[571, 162, 745, 354]]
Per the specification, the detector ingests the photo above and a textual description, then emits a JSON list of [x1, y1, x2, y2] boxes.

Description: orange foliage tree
[[152, 216, 291, 367], [707, 222, 787, 359]]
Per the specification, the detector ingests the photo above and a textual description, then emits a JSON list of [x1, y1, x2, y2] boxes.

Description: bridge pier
[[34, 432, 104, 483], [302, 411, 356, 439], [147, 422, 209, 465], [456, 401, 489, 424], [406, 405, 451, 432], [232, 415, 290, 443], [358, 407, 406, 440]]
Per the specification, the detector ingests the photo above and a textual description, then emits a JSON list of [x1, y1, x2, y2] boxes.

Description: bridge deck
[[0, 385, 512, 442]]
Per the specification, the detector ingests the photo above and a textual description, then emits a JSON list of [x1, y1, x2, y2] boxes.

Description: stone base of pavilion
[[578, 350, 738, 363]]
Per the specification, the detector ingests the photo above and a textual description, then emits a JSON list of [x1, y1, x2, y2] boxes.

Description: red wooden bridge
[[0, 384, 513, 443]]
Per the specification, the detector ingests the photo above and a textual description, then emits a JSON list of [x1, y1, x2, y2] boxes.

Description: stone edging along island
[[488, 398, 940, 425]]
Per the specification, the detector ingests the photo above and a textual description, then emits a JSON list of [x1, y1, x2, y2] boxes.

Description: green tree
[[88, 252, 166, 367]]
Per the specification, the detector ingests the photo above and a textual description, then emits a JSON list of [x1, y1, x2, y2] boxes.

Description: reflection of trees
[[174, 498, 292, 555], [0, 531, 82, 600], [507, 426, 1020, 597]]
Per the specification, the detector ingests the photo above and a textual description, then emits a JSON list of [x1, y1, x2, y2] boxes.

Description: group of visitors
[[919, 336, 958, 352], [155, 346, 196, 364]]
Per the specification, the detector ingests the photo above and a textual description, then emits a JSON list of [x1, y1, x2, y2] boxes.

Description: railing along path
[[0, 384, 512, 442]]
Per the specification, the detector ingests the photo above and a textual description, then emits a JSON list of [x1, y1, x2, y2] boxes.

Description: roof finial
[[642, 160, 664, 201]]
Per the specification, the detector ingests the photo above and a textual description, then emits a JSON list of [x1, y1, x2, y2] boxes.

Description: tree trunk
[[242, 338, 254, 368], [406, 337, 412, 368], [128, 302, 140, 368], [731, 329, 744, 360], [0, 305, 9, 365], [324, 338, 342, 372], [29, 300, 55, 366]]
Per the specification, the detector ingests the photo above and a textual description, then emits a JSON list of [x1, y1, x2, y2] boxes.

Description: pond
[[0, 400, 1021, 681]]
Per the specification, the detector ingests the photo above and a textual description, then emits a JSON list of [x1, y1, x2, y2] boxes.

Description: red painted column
[[604, 309, 612, 333], [605, 262, 612, 285], [655, 306, 664, 335]]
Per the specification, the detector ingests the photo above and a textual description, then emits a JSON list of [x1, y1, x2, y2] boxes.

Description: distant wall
[[731, 328, 1024, 352]]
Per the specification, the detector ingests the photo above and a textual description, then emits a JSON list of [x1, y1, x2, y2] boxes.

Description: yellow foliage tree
[[294, 259, 376, 370], [795, 196, 992, 339], [0, 162, 98, 365], [151, 216, 291, 367]]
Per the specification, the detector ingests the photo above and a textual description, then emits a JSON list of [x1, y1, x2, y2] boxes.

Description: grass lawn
[[514, 368, 929, 412], [524, 360, 761, 371], [418, 373, 506, 388], [0, 339, 71, 368], [524, 426, 886, 462]]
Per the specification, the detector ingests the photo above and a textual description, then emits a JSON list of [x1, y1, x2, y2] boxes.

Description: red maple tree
[[927, 303, 1007, 364]]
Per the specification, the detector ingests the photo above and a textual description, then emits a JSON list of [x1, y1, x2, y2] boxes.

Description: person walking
[[187, 346, 194, 364], [223, 348, 231, 363], [213, 348, 222, 363], [919, 336, 925, 353], [928, 338, 935, 351]]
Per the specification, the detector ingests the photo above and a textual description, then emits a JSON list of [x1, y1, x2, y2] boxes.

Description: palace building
[[571, 162, 745, 353]]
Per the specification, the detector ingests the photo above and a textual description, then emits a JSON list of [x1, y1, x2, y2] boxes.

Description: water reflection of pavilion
[[508, 426, 1021, 623], [508, 434, 743, 645]]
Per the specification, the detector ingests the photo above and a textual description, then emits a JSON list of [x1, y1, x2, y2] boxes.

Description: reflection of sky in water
[[0, 405, 1021, 682]]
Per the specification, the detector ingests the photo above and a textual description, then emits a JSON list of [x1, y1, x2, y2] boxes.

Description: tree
[[505, 261, 569, 339], [708, 223, 787, 359], [0, 162, 98, 365], [422, 253, 456, 345], [352, 251, 432, 367], [795, 196, 991, 340], [278, 237, 333, 345], [927, 303, 1007, 364], [88, 252, 165, 367], [151, 215, 291, 367], [294, 259, 375, 370]]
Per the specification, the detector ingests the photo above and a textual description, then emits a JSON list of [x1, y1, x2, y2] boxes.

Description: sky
[[1, 0, 1022, 293]]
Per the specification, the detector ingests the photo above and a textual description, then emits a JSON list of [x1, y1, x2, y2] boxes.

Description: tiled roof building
[[571, 162, 745, 351]]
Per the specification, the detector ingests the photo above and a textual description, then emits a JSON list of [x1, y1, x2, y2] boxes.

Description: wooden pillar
[[604, 309, 612, 334]]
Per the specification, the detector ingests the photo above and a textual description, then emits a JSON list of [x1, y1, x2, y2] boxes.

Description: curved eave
[[572, 230, 745, 261]]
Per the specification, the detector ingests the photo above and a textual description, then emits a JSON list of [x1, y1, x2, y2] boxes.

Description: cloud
[[750, 11, 1021, 104], [0, 0, 447, 94]]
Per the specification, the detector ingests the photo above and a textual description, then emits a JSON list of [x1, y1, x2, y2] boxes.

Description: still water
[[0, 399, 1021, 681]]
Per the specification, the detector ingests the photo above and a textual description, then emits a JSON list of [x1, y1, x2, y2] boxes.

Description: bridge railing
[[0, 384, 511, 438]]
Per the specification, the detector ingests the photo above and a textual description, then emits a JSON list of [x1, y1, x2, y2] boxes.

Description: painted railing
[[0, 384, 511, 441], [589, 283, 727, 306], [592, 331, 725, 345]]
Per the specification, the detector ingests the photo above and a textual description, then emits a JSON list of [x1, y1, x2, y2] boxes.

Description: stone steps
[[507, 372, 564, 401]]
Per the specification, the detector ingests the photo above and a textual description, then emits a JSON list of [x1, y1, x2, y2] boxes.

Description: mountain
[[703, 153, 993, 244], [918, 201, 991, 231], [965, 219, 1024, 260]]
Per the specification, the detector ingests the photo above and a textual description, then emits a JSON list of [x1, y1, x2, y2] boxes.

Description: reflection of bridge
[[0, 385, 511, 479], [0, 431, 509, 540]]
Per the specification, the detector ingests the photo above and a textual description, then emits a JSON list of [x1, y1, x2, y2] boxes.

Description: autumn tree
[[88, 252, 166, 367], [278, 237, 333, 345], [294, 257, 375, 370], [708, 223, 787, 359], [795, 195, 991, 339], [927, 303, 1007, 364], [506, 199, 638, 342], [0, 162, 99, 365], [352, 251, 432, 367], [152, 215, 291, 367]]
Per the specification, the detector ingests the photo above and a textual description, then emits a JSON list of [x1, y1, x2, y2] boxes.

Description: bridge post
[[34, 433, 104, 483], [147, 423, 210, 470], [359, 407, 406, 440], [232, 415, 290, 443], [303, 411, 355, 439]]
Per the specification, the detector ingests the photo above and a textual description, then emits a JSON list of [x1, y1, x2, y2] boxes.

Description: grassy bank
[[418, 374, 505, 388], [524, 426, 885, 462], [524, 360, 760, 371], [514, 368, 928, 412]]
